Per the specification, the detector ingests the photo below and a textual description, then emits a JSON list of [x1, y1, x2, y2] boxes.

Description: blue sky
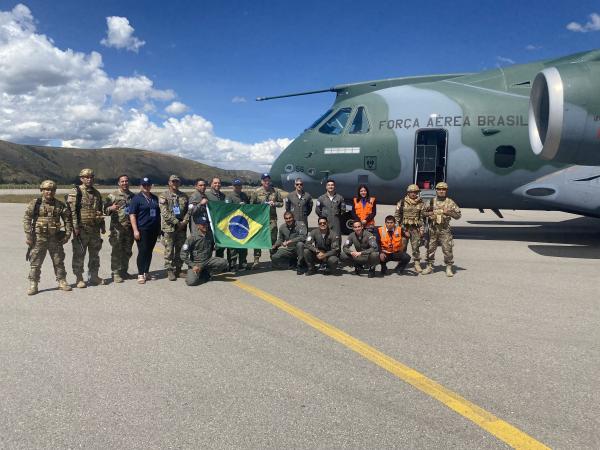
[[0, 0, 599, 170]]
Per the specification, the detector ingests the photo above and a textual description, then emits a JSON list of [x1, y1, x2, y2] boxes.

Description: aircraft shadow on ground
[[458, 217, 600, 259]]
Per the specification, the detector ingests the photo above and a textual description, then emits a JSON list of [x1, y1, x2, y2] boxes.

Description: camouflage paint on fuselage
[[269, 50, 600, 217]]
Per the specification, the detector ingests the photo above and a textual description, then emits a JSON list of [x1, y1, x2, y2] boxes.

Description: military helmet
[[435, 181, 448, 190], [407, 184, 420, 192], [79, 168, 94, 177], [40, 180, 57, 191]]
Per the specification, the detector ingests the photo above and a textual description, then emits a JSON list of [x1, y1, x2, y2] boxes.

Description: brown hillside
[[0, 140, 260, 185]]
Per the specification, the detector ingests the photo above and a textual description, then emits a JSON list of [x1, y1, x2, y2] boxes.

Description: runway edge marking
[[233, 279, 549, 450]]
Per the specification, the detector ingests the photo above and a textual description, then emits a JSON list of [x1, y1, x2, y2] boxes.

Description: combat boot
[[88, 272, 105, 286], [167, 270, 177, 281], [446, 264, 454, 277], [367, 268, 376, 278], [113, 273, 124, 283], [421, 264, 433, 275], [251, 256, 260, 270], [27, 281, 38, 296], [75, 275, 87, 289], [380, 263, 388, 276], [57, 279, 72, 291], [413, 260, 422, 273]]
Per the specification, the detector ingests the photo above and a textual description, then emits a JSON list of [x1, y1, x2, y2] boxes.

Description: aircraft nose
[[270, 141, 296, 190]]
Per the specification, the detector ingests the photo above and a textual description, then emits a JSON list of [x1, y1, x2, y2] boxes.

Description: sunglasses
[[295, 183, 303, 185], [318, 221, 327, 225]]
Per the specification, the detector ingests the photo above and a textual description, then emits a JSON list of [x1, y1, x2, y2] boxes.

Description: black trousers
[[136, 229, 159, 275]]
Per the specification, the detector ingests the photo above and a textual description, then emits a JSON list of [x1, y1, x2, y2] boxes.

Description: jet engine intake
[[529, 62, 600, 165]]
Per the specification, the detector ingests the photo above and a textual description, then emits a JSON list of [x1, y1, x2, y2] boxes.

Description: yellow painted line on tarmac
[[232, 279, 549, 450]]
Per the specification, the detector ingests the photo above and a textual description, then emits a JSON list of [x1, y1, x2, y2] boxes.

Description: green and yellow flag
[[207, 201, 272, 249]]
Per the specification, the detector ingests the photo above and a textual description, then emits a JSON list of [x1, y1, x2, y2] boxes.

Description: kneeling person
[[303, 217, 339, 275], [271, 212, 307, 273], [377, 215, 410, 275], [180, 216, 228, 286], [340, 220, 379, 277]]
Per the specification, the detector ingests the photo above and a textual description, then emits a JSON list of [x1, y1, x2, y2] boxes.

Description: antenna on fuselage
[[256, 87, 336, 101]]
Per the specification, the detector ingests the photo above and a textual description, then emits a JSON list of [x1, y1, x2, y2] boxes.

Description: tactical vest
[[401, 197, 424, 226], [431, 198, 454, 227], [77, 186, 103, 225], [353, 197, 376, 226], [34, 200, 67, 235], [378, 226, 403, 254]]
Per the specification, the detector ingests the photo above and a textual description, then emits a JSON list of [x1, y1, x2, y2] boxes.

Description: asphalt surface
[[1, 203, 599, 449]]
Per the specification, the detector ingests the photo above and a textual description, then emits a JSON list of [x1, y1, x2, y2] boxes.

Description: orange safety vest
[[378, 226, 403, 254], [353, 196, 376, 226]]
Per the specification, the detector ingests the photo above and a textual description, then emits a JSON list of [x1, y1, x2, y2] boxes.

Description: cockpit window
[[349, 106, 370, 134], [307, 109, 333, 129], [319, 107, 352, 135]]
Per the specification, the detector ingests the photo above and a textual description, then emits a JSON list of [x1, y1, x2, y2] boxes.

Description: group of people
[[23, 168, 461, 295]]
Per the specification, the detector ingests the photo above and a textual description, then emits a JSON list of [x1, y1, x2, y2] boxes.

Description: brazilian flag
[[207, 201, 272, 249]]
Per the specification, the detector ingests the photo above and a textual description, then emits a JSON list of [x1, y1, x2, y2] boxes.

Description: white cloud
[[0, 4, 290, 171], [496, 56, 515, 65], [525, 44, 541, 51], [231, 96, 247, 103], [566, 13, 600, 32], [165, 101, 188, 115], [100, 16, 145, 52]]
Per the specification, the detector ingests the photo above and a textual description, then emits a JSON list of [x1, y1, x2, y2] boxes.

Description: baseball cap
[[261, 173, 271, 180], [141, 176, 152, 185], [168, 174, 181, 182], [232, 178, 242, 186], [196, 215, 209, 225]]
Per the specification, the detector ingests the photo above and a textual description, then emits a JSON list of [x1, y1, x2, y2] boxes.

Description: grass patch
[[0, 194, 38, 203]]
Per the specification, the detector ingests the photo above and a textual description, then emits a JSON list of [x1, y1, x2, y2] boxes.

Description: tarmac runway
[[1, 202, 599, 449]]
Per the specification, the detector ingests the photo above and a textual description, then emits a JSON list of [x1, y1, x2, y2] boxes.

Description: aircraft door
[[413, 129, 447, 190]]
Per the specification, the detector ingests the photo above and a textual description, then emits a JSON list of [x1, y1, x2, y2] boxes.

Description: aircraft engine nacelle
[[529, 62, 600, 165]]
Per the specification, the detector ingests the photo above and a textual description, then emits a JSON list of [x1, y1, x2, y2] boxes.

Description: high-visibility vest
[[353, 197, 376, 226], [377, 226, 403, 254]]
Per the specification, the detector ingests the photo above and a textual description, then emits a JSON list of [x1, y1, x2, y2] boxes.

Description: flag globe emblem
[[228, 214, 250, 240]]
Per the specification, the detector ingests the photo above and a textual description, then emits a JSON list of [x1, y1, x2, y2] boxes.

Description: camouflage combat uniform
[[271, 221, 307, 269], [425, 197, 461, 265], [159, 189, 189, 275], [24, 196, 72, 289], [394, 196, 425, 262], [180, 231, 228, 286], [67, 184, 105, 281], [104, 188, 134, 277], [250, 186, 283, 258]]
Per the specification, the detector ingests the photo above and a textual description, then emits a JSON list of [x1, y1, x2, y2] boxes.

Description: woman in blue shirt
[[129, 177, 161, 283]]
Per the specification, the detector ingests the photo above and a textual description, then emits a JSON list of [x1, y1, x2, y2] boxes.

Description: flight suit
[[205, 189, 227, 257], [67, 184, 105, 280], [303, 228, 340, 272], [24, 197, 72, 285], [104, 189, 134, 277], [315, 193, 346, 239], [159, 189, 189, 275], [284, 191, 313, 227], [394, 196, 425, 263], [187, 190, 208, 236], [340, 230, 379, 270], [425, 197, 461, 265], [226, 190, 251, 269], [180, 232, 228, 286], [250, 186, 283, 259], [271, 221, 307, 269]]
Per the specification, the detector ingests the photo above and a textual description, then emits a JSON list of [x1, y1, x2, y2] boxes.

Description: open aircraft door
[[413, 129, 448, 197]]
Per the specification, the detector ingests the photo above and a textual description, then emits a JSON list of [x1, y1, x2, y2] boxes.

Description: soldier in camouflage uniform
[[422, 182, 462, 277], [67, 168, 105, 288], [24, 180, 73, 295], [104, 174, 135, 283], [271, 211, 307, 273], [226, 178, 250, 270], [394, 184, 426, 273], [180, 216, 228, 286], [159, 175, 189, 281], [249, 173, 283, 269]]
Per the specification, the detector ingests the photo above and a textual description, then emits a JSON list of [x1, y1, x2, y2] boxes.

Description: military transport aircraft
[[262, 49, 600, 219]]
